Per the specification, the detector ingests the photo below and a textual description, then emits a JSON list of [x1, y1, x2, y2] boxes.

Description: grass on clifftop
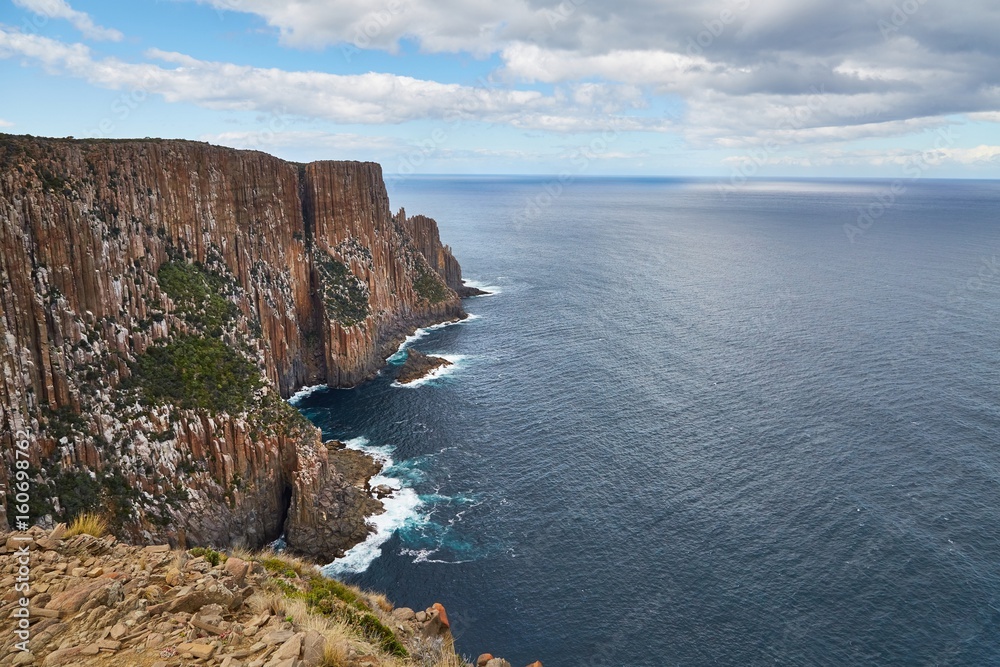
[[255, 550, 418, 661], [132, 334, 263, 413]]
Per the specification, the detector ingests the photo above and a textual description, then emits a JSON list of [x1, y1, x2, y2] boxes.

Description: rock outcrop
[[0, 526, 467, 667], [396, 350, 453, 385], [0, 135, 472, 559], [403, 214, 488, 297]]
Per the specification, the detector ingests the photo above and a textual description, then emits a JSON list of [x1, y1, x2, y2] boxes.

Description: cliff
[[403, 214, 488, 297], [0, 134, 472, 560]]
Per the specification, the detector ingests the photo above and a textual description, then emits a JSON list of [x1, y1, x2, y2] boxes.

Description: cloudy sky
[[1, 0, 1000, 177]]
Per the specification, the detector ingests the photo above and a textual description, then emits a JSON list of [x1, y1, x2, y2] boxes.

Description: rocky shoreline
[[0, 525, 540, 667], [455, 283, 490, 298]]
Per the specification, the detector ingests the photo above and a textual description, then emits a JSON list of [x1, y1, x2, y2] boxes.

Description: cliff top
[[1, 522, 476, 667], [0, 132, 382, 170]]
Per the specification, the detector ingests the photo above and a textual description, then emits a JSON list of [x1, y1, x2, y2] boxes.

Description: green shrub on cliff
[[413, 267, 450, 304], [131, 334, 263, 413], [190, 546, 228, 566], [313, 250, 370, 326], [157, 259, 238, 332]]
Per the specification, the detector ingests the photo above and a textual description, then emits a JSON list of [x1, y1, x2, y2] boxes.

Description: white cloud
[[0, 119, 13, 127], [0, 29, 663, 132], [12, 0, 123, 41], [200, 130, 405, 153], [188, 0, 1000, 153], [967, 112, 1000, 124]]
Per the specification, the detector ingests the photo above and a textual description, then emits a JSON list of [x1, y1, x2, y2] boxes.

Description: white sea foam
[[398, 548, 474, 565], [463, 279, 501, 295], [287, 384, 327, 406], [322, 437, 427, 576], [392, 354, 467, 388], [385, 315, 481, 363]]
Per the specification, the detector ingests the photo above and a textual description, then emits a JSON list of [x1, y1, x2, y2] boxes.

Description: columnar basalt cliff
[[0, 134, 471, 560], [404, 213, 488, 297]]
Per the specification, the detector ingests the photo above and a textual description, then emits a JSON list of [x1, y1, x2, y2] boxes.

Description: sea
[[290, 177, 1000, 666]]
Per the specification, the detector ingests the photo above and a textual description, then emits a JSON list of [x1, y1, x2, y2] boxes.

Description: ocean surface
[[292, 177, 1000, 666]]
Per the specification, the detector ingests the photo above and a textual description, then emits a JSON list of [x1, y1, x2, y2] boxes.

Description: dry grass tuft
[[247, 588, 288, 617], [432, 655, 469, 667], [367, 591, 394, 613], [64, 512, 107, 538]]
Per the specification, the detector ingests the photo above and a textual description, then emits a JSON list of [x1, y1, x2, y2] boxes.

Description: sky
[[1, 0, 999, 178]]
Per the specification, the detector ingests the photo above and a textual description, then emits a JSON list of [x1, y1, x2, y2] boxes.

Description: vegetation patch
[[261, 556, 301, 579], [131, 335, 263, 414], [261, 551, 408, 659], [157, 259, 238, 332], [249, 391, 315, 440], [189, 547, 228, 566], [65, 512, 108, 538], [413, 267, 450, 304], [314, 250, 369, 326], [41, 405, 89, 441]]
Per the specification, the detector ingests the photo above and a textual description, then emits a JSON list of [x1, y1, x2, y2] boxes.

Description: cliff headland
[[0, 134, 476, 562]]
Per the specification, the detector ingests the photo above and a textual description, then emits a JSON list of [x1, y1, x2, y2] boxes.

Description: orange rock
[[477, 654, 494, 667], [432, 602, 450, 629], [45, 579, 114, 614]]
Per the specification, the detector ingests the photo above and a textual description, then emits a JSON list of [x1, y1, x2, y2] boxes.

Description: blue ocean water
[[292, 177, 1000, 666]]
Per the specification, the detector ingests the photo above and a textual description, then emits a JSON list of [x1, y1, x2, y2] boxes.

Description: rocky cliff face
[[0, 135, 469, 560]]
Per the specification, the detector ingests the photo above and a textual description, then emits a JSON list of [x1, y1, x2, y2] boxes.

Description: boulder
[[432, 602, 450, 629], [300, 630, 326, 666], [273, 633, 303, 660], [391, 607, 416, 621], [45, 579, 114, 614], [42, 646, 83, 666], [224, 557, 250, 585]]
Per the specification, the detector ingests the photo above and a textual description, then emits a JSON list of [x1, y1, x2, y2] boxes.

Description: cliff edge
[[0, 135, 472, 560]]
